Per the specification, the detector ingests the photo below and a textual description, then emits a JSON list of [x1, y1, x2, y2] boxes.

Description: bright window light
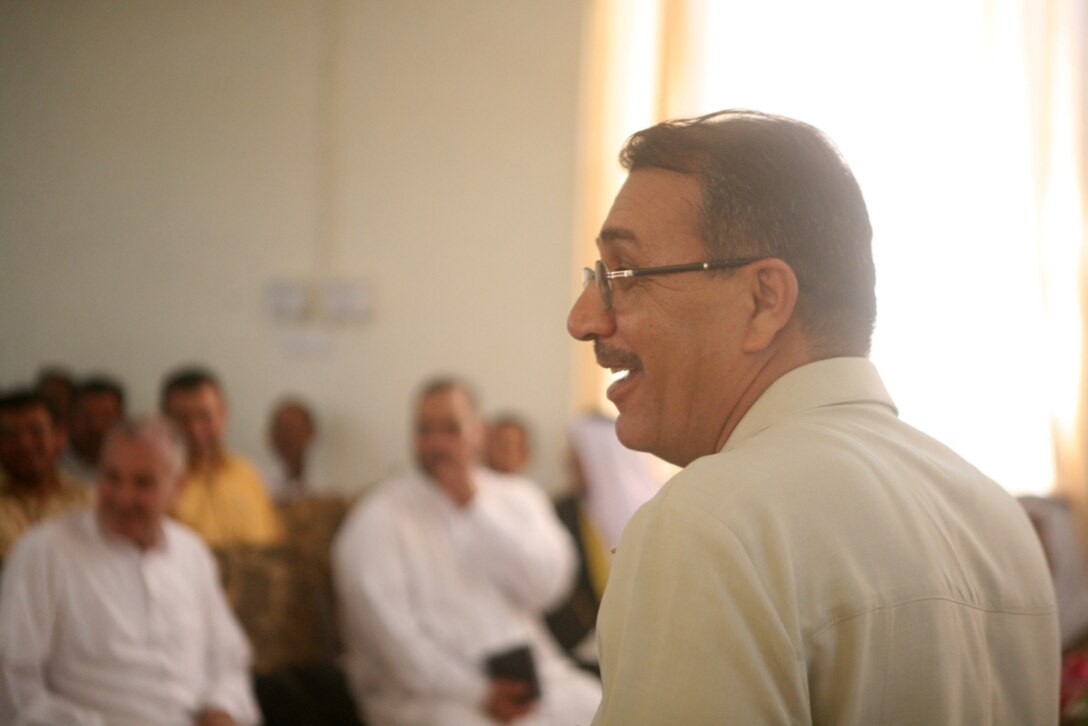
[[683, 0, 1059, 494]]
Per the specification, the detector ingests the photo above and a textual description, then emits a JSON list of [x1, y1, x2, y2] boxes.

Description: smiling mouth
[[606, 367, 642, 404], [595, 342, 643, 404], [609, 365, 632, 381]]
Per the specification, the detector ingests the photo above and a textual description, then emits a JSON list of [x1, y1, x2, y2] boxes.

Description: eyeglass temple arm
[[605, 259, 761, 280]]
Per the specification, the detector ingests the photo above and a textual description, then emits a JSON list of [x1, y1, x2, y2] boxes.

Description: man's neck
[[282, 455, 305, 481], [712, 330, 819, 458], [96, 514, 166, 552], [7, 470, 61, 497], [188, 449, 226, 477]]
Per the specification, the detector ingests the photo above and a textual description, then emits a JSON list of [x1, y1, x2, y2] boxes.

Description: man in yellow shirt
[[160, 367, 281, 547], [0, 389, 92, 561]]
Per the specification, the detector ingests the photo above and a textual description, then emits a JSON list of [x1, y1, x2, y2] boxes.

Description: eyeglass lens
[[595, 260, 611, 309]]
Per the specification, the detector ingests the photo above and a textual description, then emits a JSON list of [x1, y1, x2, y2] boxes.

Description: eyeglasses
[[581, 258, 764, 310]]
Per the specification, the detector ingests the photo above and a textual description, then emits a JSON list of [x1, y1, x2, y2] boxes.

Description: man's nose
[[567, 283, 615, 342], [110, 481, 136, 506]]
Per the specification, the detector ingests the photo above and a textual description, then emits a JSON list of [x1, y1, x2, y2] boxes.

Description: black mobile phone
[[484, 643, 541, 702]]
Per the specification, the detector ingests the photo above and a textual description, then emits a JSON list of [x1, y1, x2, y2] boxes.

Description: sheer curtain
[[572, 0, 1085, 498]]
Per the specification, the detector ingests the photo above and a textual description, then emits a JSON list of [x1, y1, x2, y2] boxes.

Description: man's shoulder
[[163, 516, 214, 550], [655, 417, 1051, 606], [220, 451, 265, 480], [477, 467, 550, 501], [0, 472, 92, 506], [655, 447, 801, 518], [5, 509, 90, 566], [362, 472, 433, 517], [337, 475, 412, 538], [162, 517, 220, 572], [206, 452, 275, 500]]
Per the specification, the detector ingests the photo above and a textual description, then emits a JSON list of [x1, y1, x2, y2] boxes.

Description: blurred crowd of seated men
[[0, 363, 669, 725], [8, 361, 1081, 724]]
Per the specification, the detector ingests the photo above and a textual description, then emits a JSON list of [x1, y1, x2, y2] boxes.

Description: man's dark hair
[[34, 366, 75, 395], [75, 375, 127, 410], [620, 109, 876, 356], [34, 366, 75, 420], [270, 396, 317, 431], [159, 366, 222, 411], [0, 388, 60, 425]]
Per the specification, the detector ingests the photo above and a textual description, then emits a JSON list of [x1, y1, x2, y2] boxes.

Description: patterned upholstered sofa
[[214, 495, 363, 726]]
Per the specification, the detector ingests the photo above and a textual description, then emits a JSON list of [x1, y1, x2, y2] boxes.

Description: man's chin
[[614, 415, 654, 454], [100, 516, 148, 543], [418, 458, 446, 480]]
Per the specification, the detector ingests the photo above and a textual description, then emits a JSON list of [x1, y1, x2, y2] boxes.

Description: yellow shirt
[[172, 452, 282, 548], [0, 471, 93, 560]]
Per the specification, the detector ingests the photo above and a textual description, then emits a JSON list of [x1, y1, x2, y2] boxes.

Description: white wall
[[0, 0, 588, 493]]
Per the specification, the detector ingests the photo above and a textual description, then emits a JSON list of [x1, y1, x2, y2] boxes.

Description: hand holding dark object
[[194, 708, 236, 726], [485, 678, 537, 723]]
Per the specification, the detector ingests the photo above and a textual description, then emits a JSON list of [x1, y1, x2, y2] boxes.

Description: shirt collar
[[722, 357, 898, 453]]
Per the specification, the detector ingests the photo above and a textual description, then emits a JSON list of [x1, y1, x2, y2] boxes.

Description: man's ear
[[742, 258, 799, 353]]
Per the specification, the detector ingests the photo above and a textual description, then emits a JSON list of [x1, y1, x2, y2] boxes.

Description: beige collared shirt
[[0, 470, 92, 562], [593, 357, 1059, 725]]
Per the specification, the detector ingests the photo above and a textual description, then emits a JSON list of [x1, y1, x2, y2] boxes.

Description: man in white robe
[[334, 378, 600, 726], [0, 417, 260, 726]]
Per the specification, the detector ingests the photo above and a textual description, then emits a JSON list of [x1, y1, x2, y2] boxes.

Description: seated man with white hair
[[0, 417, 260, 726]]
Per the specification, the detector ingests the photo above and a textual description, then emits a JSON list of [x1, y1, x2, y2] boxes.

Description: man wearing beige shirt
[[0, 389, 92, 562], [567, 110, 1059, 724]]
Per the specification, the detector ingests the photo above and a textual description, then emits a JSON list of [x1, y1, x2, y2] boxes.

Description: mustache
[[595, 341, 642, 371]]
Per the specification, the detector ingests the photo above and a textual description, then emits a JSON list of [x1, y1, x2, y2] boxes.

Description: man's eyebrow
[[596, 226, 640, 248]]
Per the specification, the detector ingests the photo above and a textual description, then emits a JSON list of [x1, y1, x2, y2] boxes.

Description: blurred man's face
[[486, 423, 530, 474], [0, 404, 63, 486], [97, 434, 179, 550], [270, 404, 315, 465], [414, 388, 482, 479], [163, 383, 227, 463], [69, 392, 124, 463]]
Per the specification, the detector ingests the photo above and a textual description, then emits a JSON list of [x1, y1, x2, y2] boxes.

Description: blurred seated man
[[59, 376, 126, 484], [0, 417, 260, 725], [161, 366, 281, 547], [262, 396, 326, 502], [484, 414, 532, 475], [334, 378, 600, 726], [0, 389, 93, 561]]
